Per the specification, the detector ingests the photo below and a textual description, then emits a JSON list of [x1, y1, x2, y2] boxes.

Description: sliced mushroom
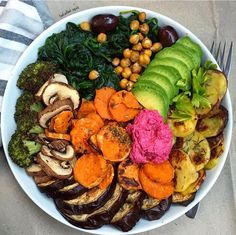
[[34, 174, 54, 184], [26, 163, 44, 176], [37, 152, 72, 179], [38, 98, 73, 128], [36, 133, 50, 145], [42, 82, 81, 109], [41, 145, 54, 157], [51, 145, 75, 161], [48, 140, 69, 151], [35, 73, 68, 99]]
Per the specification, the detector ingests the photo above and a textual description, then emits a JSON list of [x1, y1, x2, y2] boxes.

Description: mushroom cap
[[37, 152, 72, 179], [38, 98, 73, 128], [42, 82, 81, 109], [51, 145, 75, 161]]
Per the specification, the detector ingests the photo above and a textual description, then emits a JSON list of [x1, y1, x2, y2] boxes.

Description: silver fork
[[185, 41, 233, 219]]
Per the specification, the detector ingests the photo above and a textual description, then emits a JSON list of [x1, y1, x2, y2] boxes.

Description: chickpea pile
[[113, 12, 163, 91]]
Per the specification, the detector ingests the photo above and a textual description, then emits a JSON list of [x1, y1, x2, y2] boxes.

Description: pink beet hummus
[[126, 109, 173, 164]]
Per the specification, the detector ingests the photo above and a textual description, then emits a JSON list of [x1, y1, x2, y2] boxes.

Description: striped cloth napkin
[[0, 0, 54, 146]]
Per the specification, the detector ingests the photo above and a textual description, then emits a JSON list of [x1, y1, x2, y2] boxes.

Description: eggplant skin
[[111, 191, 145, 232], [55, 178, 117, 215], [172, 193, 196, 206], [141, 197, 172, 221]]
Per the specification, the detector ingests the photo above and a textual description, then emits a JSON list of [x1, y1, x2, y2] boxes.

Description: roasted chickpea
[[139, 23, 149, 35], [80, 21, 91, 31], [131, 62, 142, 74], [112, 57, 120, 66], [130, 20, 140, 31], [130, 73, 140, 82], [138, 12, 146, 22], [151, 42, 163, 52], [97, 33, 107, 43], [88, 70, 99, 80], [129, 34, 140, 44], [130, 50, 140, 62], [119, 78, 129, 89], [143, 49, 152, 57], [126, 81, 134, 91], [142, 37, 152, 49], [123, 48, 132, 58], [114, 66, 123, 75], [122, 67, 132, 79], [138, 32, 144, 41], [132, 42, 142, 51], [120, 58, 131, 68], [139, 54, 150, 66]]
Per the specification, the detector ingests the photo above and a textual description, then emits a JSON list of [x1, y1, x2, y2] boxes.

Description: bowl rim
[[1, 5, 233, 235]]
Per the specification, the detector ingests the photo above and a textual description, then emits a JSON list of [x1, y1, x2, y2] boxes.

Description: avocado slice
[[132, 85, 168, 120], [143, 65, 180, 87], [149, 57, 191, 90], [139, 71, 178, 100], [172, 43, 200, 69], [176, 36, 203, 60], [155, 47, 195, 71]]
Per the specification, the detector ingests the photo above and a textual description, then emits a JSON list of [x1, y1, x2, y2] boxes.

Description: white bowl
[[1, 6, 232, 235]]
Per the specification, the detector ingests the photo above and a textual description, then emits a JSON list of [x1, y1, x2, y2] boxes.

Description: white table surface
[[0, 1, 235, 235]]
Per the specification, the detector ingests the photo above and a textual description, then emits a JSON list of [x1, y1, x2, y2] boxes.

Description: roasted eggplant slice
[[58, 184, 128, 229], [207, 133, 224, 149], [111, 190, 144, 232], [181, 131, 210, 171], [54, 182, 88, 200], [172, 192, 195, 206], [55, 179, 116, 215], [141, 196, 172, 221], [170, 149, 199, 193], [196, 106, 228, 138]]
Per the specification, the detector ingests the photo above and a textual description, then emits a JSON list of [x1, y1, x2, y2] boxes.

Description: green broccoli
[[17, 61, 58, 93], [14, 91, 44, 133], [8, 130, 41, 167]]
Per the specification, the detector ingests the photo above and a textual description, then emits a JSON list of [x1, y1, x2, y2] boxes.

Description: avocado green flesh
[[176, 36, 202, 59], [132, 86, 168, 119], [149, 57, 191, 87], [172, 44, 200, 69], [155, 47, 195, 71], [139, 71, 177, 99]]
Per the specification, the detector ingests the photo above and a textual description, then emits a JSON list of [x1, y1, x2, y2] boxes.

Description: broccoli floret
[[17, 61, 58, 93], [8, 130, 41, 167]]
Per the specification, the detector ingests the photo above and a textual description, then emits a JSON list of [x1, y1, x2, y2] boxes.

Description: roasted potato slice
[[181, 131, 210, 171], [170, 149, 199, 193], [196, 106, 228, 138], [181, 169, 206, 196], [196, 69, 227, 117], [168, 116, 198, 137]]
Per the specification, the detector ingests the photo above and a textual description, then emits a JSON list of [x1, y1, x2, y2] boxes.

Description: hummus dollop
[[126, 109, 173, 164]]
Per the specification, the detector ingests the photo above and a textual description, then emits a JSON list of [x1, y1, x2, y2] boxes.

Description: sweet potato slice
[[73, 153, 108, 188], [139, 168, 174, 200], [118, 158, 142, 190], [77, 99, 96, 119], [108, 90, 141, 122], [53, 111, 73, 134], [97, 124, 131, 162], [86, 112, 104, 129], [142, 161, 174, 184], [99, 164, 114, 189], [70, 118, 100, 153], [94, 87, 116, 120], [45, 129, 71, 141]]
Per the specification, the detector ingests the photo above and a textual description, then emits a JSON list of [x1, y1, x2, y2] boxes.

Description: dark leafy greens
[[38, 12, 158, 99]]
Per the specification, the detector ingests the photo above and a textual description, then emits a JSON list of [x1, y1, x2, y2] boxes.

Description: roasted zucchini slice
[[196, 106, 228, 138], [111, 190, 144, 232], [181, 131, 210, 171], [58, 184, 128, 229], [141, 196, 172, 221], [55, 179, 116, 215], [170, 149, 199, 192]]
